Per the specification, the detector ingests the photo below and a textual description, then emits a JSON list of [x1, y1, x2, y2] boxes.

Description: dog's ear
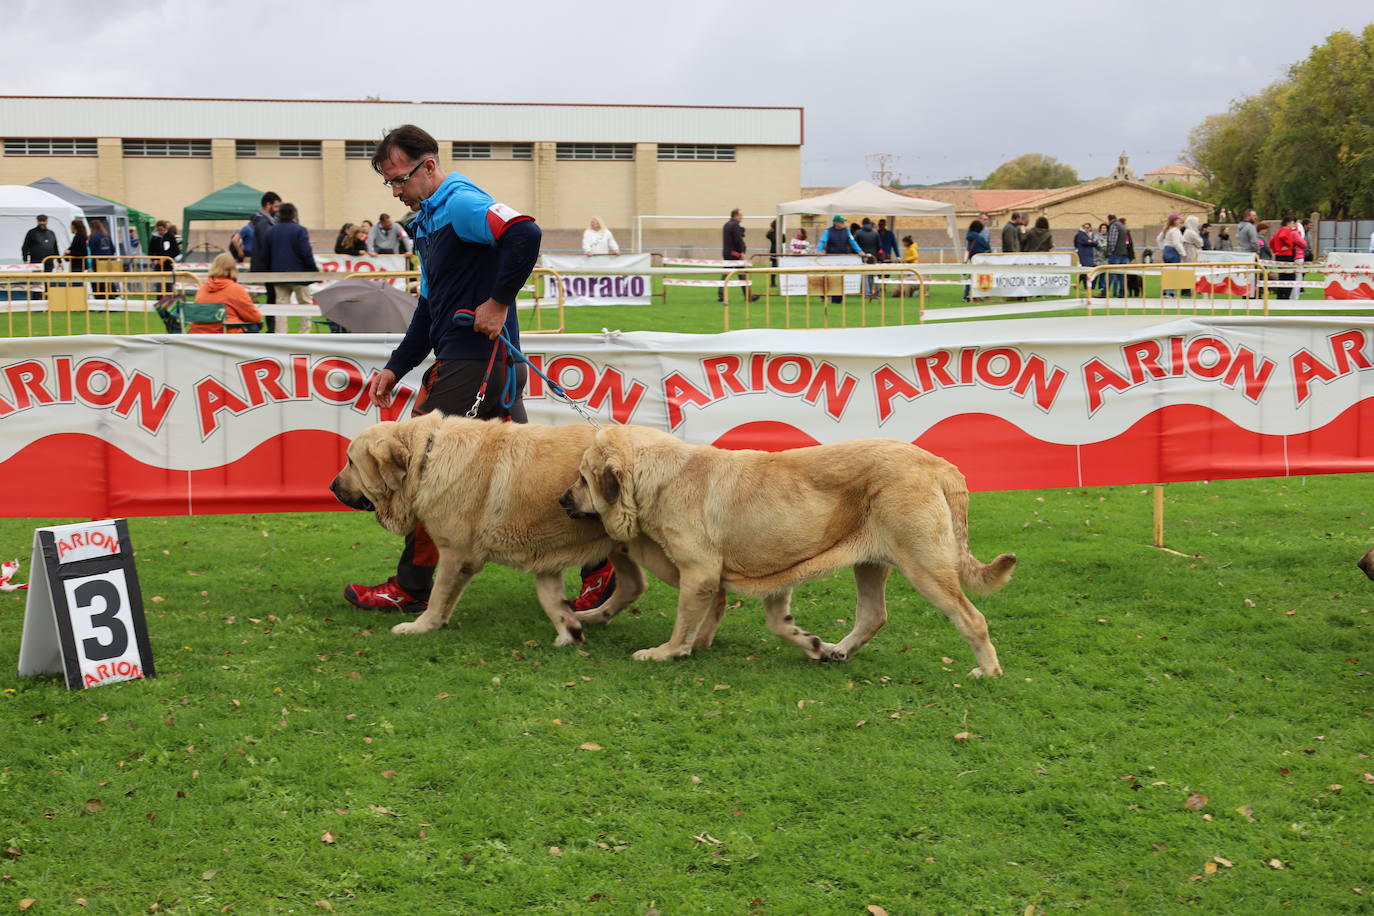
[[368, 435, 409, 493], [598, 465, 620, 505]]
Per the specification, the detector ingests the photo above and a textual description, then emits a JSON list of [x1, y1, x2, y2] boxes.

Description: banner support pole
[[1152, 484, 1165, 548]]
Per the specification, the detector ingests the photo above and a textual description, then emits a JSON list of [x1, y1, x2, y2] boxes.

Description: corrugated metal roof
[[0, 96, 803, 145]]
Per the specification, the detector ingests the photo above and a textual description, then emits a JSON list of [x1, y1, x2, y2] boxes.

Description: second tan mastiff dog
[[562, 424, 1016, 676]]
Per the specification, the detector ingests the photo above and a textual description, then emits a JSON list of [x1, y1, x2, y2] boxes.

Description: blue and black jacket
[[384, 172, 542, 377]]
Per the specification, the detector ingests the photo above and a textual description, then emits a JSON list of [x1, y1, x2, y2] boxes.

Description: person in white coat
[[581, 216, 619, 255]]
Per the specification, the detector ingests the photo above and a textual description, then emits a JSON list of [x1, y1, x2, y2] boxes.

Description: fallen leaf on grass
[[1267, 858, 1285, 869], [315, 902, 335, 912], [369, 805, 404, 818], [380, 770, 398, 779], [953, 731, 982, 742], [320, 831, 337, 844], [1184, 793, 1209, 811], [867, 906, 889, 916], [1214, 856, 1234, 867], [201, 869, 221, 880], [548, 846, 563, 856], [84, 798, 105, 814], [1204, 861, 1218, 875], [578, 742, 604, 751], [1361, 772, 1374, 784], [1237, 805, 1257, 822], [19, 900, 36, 911]]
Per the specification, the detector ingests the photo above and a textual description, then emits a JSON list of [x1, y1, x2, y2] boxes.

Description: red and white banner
[[1194, 250, 1257, 296], [1323, 252, 1374, 300], [314, 254, 409, 291], [3, 315, 1374, 518]]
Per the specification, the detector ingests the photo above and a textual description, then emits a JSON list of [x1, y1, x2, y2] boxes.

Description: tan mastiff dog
[[562, 424, 1016, 677], [331, 412, 649, 645]]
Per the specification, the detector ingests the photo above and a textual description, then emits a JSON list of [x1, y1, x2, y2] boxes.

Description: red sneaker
[[343, 577, 427, 613], [571, 560, 617, 612]]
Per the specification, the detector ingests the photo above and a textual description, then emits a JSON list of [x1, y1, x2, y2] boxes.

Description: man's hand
[[472, 298, 509, 340], [369, 368, 398, 407]]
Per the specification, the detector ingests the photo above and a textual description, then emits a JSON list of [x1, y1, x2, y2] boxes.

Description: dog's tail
[[942, 473, 1016, 596]]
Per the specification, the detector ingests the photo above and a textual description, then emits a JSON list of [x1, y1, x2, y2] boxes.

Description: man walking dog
[[344, 124, 617, 614]]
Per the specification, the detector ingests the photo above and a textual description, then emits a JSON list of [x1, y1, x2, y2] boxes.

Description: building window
[[345, 140, 374, 159], [4, 137, 97, 156], [658, 144, 736, 161], [452, 142, 492, 159], [235, 140, 258, 158], [276, 140, 322, 158], [556, 143, 634, 161], [123, 139, 211, 158], [510, 143, 533, 160]]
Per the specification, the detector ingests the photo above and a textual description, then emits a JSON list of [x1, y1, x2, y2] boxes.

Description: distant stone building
[[1143, 164, 1205, 187]]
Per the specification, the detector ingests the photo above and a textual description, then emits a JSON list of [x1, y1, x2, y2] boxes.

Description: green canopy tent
[[180, 181, 265, 262]]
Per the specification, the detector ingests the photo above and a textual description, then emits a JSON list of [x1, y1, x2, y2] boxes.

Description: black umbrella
[[312, 277, 417, 333]]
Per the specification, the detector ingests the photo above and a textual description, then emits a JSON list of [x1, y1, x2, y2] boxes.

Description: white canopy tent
[[0, 185, 80, 266], [775, 180, 959, 253]]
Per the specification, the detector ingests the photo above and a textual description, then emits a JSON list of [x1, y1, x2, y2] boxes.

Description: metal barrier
[[719, 264, 928, 332], [1, 268, 199, 336], [1084, 261, 1271, 314], [40, 254, 180, 303]]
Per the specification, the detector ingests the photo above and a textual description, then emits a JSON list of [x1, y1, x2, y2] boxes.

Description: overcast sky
[[9, 1, 1371, 187]]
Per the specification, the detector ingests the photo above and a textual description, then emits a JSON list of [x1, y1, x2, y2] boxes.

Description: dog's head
[[1360, 546, 1374, 581], [331, 416, 434, 536], [561, 426, 640, 541]]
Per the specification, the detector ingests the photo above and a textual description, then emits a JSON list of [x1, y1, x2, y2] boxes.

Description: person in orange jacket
[[193, 253, 265, 332]]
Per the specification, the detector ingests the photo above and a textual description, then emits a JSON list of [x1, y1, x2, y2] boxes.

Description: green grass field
[[2, 273, 1372, 913]]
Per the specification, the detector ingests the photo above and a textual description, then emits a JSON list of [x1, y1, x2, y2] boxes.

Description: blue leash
[[454, 309, 594, 423]]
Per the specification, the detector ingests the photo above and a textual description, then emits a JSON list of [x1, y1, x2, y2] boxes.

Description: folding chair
[[172, 301, 262, 333], [174, 301, 227, 333]]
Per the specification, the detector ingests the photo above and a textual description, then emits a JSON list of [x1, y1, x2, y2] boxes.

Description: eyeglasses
[[381, 158, 431, 189]]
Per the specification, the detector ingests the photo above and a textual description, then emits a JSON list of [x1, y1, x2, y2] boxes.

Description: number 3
[[75, 578, 128, 661]]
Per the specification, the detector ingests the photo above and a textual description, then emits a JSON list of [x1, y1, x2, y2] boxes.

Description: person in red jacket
[[1269, 217, 1307, 300]]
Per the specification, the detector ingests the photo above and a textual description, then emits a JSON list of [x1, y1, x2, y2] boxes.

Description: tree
[[1257, 24, 1374, 218], [981, 154, 1078, 189], [1185, 25, 1374, 218], [1185, 85, 1283, 218]]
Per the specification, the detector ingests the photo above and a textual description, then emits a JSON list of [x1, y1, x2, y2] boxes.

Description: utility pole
[[867, 153, 901, 187]]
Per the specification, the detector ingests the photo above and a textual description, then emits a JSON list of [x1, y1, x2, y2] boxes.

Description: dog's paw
[[969, 665, 1003, 678], [391, 620, 433, 635], [819, 644, 848, 663], [632, 645, 685, 662], [554, 629, 583, 647]]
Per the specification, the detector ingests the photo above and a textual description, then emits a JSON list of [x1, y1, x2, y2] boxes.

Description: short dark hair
[[730, 208, 741, 219], [1035, 216, 1049, 229], [372, 124, 439, 173], [278, 202, 298, 223], [969, 219, 984, 234], [901, 235, 913, 244], [379, 213, 391, 221], [261, 191, 281, 207], [1011, 212, 1022, 221]]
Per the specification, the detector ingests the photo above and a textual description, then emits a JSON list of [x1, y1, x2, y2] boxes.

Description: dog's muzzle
[[330, 478, 375, 512], [559, 489, 598, 520]]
